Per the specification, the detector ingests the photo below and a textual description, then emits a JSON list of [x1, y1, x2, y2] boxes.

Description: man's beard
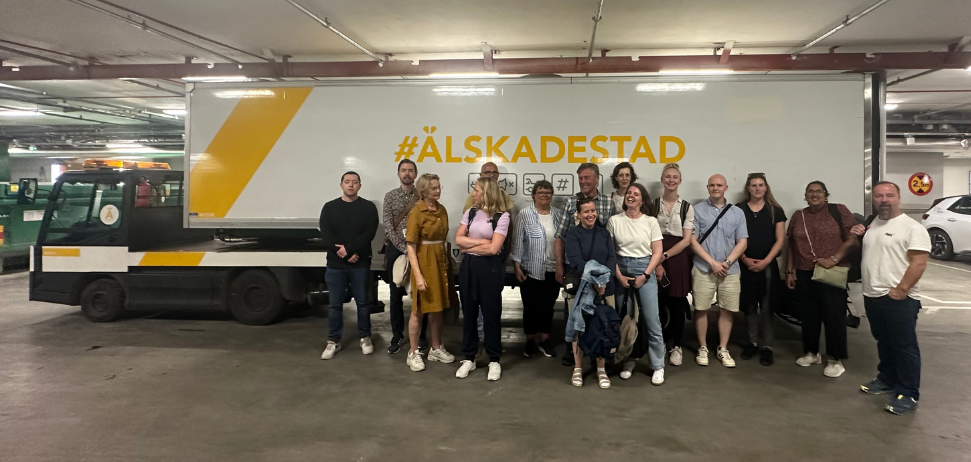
[[877, 205, 892, 219]]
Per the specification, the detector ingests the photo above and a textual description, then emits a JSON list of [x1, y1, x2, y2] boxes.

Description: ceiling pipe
[[0, 39, 100, 64], [0, 91, 180, 125], [120, 78, 186, 96], [65, 0, 242, 65], [887, 69, 939, 86], [0, 104, 120, 125], [586, 0, 605, 64], [791, 0, 892, 58], [93, 0, 275, 65], [920, 101, 971, 117], [284, 0, 385, 64], [0, 44, 74, 67]]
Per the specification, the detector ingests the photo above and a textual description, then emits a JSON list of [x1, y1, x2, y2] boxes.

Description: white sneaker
[[696, 346, 709, 366], [796, 352, 822, 367], [455, 360, 476, 378], [823, 359, 846, 378], [406, 350, 425, 372], [320, 341, 341, 360], [620, 360, 636, 380], [487, 362, 502, 381], [651, 369, 665, 386], [428, 346, 456, 364], [360, 337, 374, 355], [669, 347, 683, 366], [716, 347, 736, 368]]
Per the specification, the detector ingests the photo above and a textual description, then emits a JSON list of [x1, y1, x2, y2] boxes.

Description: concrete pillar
[[0, 142, 9, 182]]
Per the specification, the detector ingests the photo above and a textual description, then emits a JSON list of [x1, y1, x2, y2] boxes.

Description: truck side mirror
[[17, 178, 38, 205]]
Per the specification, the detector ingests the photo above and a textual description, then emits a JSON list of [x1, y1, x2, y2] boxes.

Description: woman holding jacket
[[609, 183, 666, 385], [786, 180, 858, 378], [564, 196, 617, 389], [511, 180, 563, 358]]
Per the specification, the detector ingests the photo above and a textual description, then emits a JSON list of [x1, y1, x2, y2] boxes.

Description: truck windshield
[[45, 179, 126, 244]]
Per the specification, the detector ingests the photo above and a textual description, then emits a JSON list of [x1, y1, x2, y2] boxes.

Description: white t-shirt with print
[[861, 214, 932, 298], [607, 214, 663, 258]]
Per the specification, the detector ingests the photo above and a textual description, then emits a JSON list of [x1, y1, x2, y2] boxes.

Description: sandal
[[598, 370, 611, 389], [571, 368, 583, 387]]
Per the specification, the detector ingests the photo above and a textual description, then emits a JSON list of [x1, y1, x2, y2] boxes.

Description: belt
[[421, 240, 444, 245]]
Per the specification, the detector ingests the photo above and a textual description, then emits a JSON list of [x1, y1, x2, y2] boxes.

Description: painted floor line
[[919, 294, 971, 304], [928, 261, 971, 274], [922, 305, 971, 310]]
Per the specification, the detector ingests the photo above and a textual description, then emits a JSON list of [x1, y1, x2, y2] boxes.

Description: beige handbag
[[801, 211, 848, 289]]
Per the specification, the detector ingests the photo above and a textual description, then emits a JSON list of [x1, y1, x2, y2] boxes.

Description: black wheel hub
[[242, 285, 269, 313]]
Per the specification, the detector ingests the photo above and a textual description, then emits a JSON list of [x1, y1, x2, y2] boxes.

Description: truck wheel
[[929, 229, 955, 261], [229, 270, 286, 325], [80, 279, 126, 322]]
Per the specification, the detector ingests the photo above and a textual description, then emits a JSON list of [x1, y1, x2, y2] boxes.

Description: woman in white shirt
[[608, 183, 666, 385], [609, 162, 636, 213]]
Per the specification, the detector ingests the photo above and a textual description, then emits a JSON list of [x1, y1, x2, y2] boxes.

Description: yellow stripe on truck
[[138, 252, 206, 267], [189, 87, 312, 219], [42, 247, 81, 257]]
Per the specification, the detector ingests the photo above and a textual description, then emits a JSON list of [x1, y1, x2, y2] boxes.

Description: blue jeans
[[614, 256, 665, 371], [325, 266, 371, 341], [864, 295, 921, 400]]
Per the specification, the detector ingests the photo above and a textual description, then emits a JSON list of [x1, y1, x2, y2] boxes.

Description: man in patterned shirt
[[382, 159, 426, 354], [553, 162, 616, 365]]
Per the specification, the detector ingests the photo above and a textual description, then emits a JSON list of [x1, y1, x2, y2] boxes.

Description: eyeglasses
[[534, 190, 553, 196], [806, 189, 826, 195], [481, 171, 499, 176]]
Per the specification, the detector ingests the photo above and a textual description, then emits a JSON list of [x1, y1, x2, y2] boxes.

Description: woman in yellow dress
[[404, 173, 456, 371]]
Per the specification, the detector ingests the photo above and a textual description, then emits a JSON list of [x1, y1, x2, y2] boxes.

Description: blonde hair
[[661, 163, 681, 177], [415, 173, 440, 200], [475, 177, 507, 215]]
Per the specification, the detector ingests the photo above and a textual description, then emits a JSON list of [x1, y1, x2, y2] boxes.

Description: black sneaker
[[759, 347, 774, 366], [741, 343, 759, 360], [537, 339, 557, 358], [561, 350, 575, 367], [861, 378, 894, 395], [886, 395, 918, 415], [418, 337, 430, 351], [523, 340, 537, 358], [387, 337, 403, 355]]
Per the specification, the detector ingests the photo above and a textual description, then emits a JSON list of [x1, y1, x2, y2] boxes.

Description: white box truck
[[29, 75, 866, 324]]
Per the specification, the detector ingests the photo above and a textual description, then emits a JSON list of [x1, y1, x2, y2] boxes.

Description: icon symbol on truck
[[523, 174, 546, 195], [550, 174, 575, 196]]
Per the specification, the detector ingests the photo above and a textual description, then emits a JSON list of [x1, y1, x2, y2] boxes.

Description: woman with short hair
[[653, 163, 695, 366], [455, 177, 511, 381], [564, 196, 617, 389], [610, 183, 666, 385], [786, 180, 858, 378], [404, 173, 456, 372], [737, 173, 787, 366], [610, 162, 637, 213], [511, 180, 563, 358]]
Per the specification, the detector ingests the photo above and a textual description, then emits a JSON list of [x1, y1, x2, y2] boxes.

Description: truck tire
[[929, 229, 955, 261], [229, 270, 286, 325], [79, 279, 126, 323]]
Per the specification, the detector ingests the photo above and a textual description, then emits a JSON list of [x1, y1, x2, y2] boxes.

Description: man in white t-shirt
[[851, 181, 930, 416]]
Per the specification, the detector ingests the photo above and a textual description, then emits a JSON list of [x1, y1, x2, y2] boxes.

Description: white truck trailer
[[29, 75, 868, 324]]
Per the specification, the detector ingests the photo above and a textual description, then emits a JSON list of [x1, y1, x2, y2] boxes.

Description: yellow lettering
[[486, 136, 510, 163], [610, 136, 632, 161], [660, 136, 685, 162], [540, 136, 565, 163], [629, 136, 657, 163], [464, 136, 482, 163], [511, 136, 537, 163], [445, 136, 462, 163], [417, 135, 442, 163], [567, 136, 587, 163], [590, 135, 609, 163]]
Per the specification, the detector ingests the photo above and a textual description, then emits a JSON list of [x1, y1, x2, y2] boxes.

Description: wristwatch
[[830, 256, 839, 263], [724, 259, 733, 266], [785, 270, 795, 275], [663, 252, 669, 260]]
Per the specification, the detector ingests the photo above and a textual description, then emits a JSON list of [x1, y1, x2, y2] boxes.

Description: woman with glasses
[[511, 180, 563, 358], [786, 181, 858, 378], [737, 173, 787, 366], [610, 162, 637, 214], [652, 163, 695, 366]]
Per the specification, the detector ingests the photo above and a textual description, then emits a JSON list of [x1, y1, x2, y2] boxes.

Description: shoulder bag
[[697, 203, 732, 245], [800, 210, 849, 288]]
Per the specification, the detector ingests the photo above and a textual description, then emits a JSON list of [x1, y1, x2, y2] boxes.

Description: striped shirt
[[511, 204, 564, 280]]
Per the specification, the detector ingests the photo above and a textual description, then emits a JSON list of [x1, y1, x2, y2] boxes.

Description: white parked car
[[922, 195, 971, 260]]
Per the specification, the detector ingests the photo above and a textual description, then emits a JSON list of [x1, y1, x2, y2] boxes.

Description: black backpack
[[579, 298, 622, 359], [467, 207, 511, 263], [653, 197, 691, 223]]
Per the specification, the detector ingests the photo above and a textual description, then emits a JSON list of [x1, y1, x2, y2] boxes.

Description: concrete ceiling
[[1, 0, 970, 148]]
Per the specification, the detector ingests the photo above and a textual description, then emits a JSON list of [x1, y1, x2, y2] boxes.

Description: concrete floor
[[1, 260, 970, 462]]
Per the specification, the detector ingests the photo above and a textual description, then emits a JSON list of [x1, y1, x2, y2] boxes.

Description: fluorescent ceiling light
[[0, 109, 43, 117], [658, 69, 734, 75], [106, 143, 146, 149], [213, 89, 276, 99], [162, 109, 188, 116], [428, 72, 502, 78], [182, 76, 250, 82], [432, 86, 496, 96], [884, 103, 899, 111], [636, 83, 706, 92]]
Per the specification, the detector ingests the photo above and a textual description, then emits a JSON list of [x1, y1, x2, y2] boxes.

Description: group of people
[[317, 159, 930, 415]]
